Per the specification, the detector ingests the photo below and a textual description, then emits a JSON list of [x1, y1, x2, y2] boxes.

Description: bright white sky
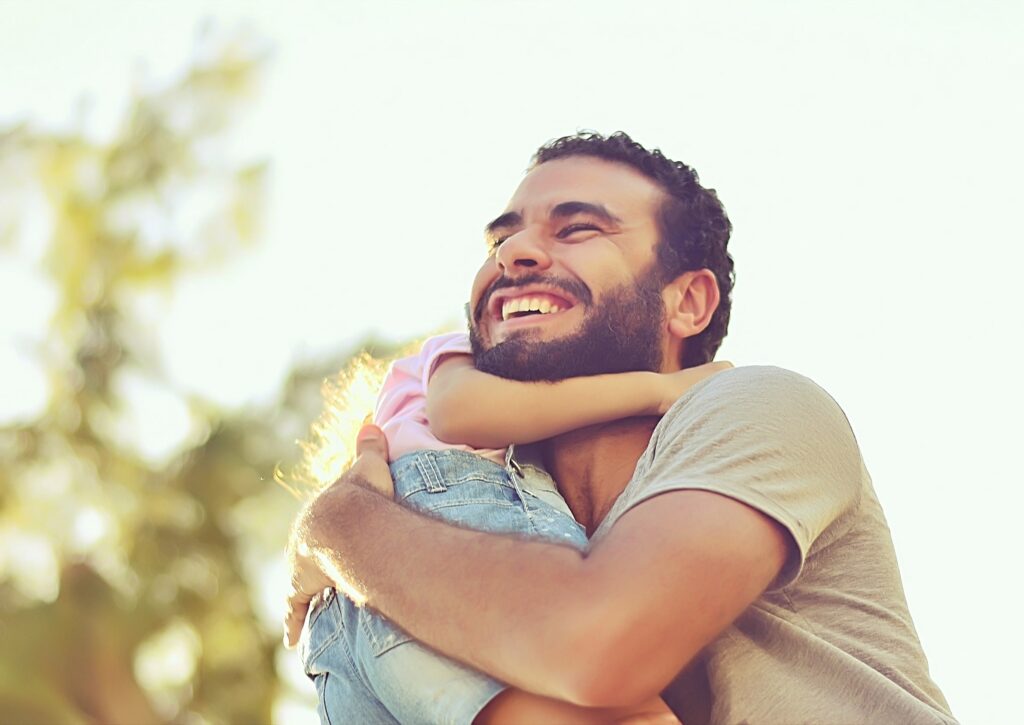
[[2, 1, 1022, 722]]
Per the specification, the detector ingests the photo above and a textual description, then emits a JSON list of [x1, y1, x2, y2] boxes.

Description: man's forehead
[[503, 156, 663, 217]]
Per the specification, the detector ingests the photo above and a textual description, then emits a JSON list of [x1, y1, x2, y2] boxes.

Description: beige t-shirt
[[590, 365, 955, 725]]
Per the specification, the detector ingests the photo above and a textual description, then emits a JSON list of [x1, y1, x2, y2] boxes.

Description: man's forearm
[[291, 435, 788, 710], [303, 482, 600, 700]]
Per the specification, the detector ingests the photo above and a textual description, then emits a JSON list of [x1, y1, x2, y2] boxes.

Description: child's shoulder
[[386, 332, 472, 385], [418, 332, 471, 360]]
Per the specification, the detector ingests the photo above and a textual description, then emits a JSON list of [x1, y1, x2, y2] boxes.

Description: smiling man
[[285, 132, 954, 724]]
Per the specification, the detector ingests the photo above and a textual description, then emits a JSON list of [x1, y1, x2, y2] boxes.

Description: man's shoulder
[[596, 364, 865, 548], [654, 364, 860, 473], [667, 364, 841, 422]]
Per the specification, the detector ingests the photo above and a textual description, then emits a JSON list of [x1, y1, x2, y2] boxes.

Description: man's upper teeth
[[502, 297, 562, 320]]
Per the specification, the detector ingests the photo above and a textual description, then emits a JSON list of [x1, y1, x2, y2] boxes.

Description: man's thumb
[[356, 424, 389, 460]]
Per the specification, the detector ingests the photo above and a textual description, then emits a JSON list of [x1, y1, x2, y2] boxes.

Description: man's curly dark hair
[[531, 131, 734, 368]]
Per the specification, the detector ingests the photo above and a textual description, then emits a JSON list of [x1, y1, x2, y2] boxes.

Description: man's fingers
[[283, 590, 311, 649]]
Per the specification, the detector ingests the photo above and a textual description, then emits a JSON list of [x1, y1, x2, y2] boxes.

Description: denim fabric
[[301, 449, 587, 725]]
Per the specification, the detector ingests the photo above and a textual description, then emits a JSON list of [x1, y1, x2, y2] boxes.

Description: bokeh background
[[1, 1, 1021, 722]]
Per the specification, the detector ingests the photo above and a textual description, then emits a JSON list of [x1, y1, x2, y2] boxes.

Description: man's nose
[[494, 229, 552, 274]]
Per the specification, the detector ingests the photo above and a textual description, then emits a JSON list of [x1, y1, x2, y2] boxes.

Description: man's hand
[[283, 534, 334, 649], [345, 424, 394, 498], [282, 424, 394, 648]]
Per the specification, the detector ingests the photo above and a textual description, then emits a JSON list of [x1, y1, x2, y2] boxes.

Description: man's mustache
[[472, 273, 593, 323]]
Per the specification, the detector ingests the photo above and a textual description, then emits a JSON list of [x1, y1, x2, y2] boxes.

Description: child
[[301, 331, 728, 724]]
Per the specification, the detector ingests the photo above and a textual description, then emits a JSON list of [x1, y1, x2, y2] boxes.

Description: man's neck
[[542, 416, 661, 535]]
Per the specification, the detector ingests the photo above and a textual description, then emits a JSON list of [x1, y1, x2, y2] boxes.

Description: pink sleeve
[[418, 333, 473, 396], [373, 332, 473, 461]]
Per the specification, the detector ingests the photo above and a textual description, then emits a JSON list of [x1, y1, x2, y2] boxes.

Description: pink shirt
[[374, 332, 508, 465]]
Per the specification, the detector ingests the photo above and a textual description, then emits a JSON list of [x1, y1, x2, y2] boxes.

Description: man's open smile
[[500, 294, 566, 320], [486, 285, 579, 328]]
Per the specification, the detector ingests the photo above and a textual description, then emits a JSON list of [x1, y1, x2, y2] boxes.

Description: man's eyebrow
[[550, 201, 622, 225], [484, 211, 523, 236]]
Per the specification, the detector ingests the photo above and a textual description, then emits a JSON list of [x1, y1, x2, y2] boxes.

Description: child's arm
[[475, 688, 681, 724], [426, 355, 731, 449]]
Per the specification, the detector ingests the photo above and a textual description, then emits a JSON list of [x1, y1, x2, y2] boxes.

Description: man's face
[[468, 156, 670, 382]]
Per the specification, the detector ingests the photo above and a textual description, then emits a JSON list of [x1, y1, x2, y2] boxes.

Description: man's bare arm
[[284, 426, 789, 707]]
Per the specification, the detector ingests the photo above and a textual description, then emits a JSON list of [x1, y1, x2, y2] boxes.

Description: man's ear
[[663, 269, 720, 341]]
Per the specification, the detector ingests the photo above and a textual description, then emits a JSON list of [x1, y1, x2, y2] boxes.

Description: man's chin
[[471, 330, 659, 383], [488, 325, 559, 347], [469, 327, 558, 382]]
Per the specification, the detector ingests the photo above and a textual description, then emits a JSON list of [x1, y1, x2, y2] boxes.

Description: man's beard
[[468, 267, 666, 382]]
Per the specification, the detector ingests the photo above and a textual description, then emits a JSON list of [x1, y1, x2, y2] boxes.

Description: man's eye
[[556, 223, 600, 239]]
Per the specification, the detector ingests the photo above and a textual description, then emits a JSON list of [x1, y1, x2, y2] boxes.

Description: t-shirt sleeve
[[620, 366, 864, 589]]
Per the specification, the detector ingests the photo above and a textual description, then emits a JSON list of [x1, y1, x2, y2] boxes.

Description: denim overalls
[[300, 448, 587, 724]]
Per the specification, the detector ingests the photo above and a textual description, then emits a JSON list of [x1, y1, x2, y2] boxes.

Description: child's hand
[[657, 361, 733, 415]]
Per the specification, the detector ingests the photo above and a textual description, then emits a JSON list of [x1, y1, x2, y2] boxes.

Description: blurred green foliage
[[0, 32, 353, 724]]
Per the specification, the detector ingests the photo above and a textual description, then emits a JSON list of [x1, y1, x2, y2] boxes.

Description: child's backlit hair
[[276, 340, 424, 497]]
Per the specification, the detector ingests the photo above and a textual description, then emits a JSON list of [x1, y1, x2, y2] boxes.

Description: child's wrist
[[639, 371, 667, 416]]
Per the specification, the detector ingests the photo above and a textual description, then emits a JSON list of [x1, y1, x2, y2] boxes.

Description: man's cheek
[[470, 259, 499, 310], [468, 287, 491, 326]]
